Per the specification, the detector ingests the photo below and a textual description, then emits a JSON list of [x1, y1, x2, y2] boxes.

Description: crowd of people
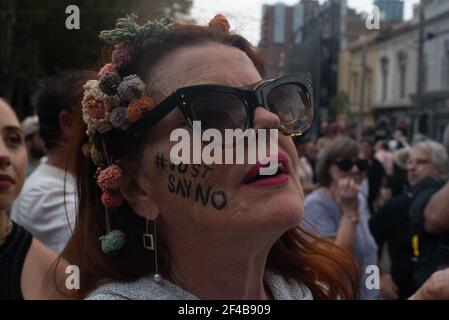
[[1, 13, 449, 300], [296, 124, 449, 299]]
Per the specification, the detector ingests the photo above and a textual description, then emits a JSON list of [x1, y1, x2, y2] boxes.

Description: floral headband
[[81, 14, 231, 254]]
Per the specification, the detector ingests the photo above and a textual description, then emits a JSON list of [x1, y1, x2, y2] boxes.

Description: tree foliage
[[0, 0, 192, 117]]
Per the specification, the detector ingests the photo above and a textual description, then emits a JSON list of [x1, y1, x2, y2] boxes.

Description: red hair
[[55, 20, 359, 300]]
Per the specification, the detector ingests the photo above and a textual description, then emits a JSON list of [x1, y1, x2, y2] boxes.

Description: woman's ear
[[121, 175, 160, 220]]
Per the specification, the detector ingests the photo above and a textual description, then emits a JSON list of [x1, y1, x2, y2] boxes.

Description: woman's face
[[127, 44, 304, 242], [0, 100, 27, 211], [329, 155, 363, 185]]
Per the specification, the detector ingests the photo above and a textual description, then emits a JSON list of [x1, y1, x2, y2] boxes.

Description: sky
[[191, 0, 420, 45]]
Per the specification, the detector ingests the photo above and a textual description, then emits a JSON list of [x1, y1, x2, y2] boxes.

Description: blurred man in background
[[20, 116, 45, 176], [11, 71, 94, 253]]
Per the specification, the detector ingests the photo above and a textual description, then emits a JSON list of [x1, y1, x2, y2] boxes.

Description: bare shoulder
[[21, 239, 61, 299]]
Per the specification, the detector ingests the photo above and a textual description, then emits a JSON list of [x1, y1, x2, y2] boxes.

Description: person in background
[[369, 140, 449, 299], [0, 97, 59, 300], [303, 137, 379, 299], [20, 116, 46, 176], [407, 140, 449, 289], [304, 139, 318, 183], [316, 122, 343, 151], [360, 139, 387, 214], [294, 136, 317, 196], [375, 140, 394, 176], [385, 147, 410, 198], [410, 267, 449, 299], [11, 71, 95, 253]]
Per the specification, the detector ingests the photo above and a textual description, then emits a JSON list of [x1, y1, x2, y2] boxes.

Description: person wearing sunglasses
[[302, 137, 379, 300], [51, 15, 360, 300]]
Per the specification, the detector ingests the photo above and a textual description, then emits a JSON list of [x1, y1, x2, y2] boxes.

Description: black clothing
[[409, 177, 449, 288], [0, 221, 33, 300], [369, 193, 416, 299], [367, 158, 386, 214]]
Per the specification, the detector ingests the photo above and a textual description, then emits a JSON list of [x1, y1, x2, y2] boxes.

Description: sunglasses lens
[[266, 83, 310, 132], [191, 93, 248, 133], [336, 159, 353, 172], [356, 160, 369, 171]]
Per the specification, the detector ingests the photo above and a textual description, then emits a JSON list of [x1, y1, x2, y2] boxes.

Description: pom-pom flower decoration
[[117, 75, 146, 101], [129, 96, 155, 112], [97, 164, 123, 192], [101, 190, 124, 208], [112, 42, 134, 70], [98, 63, 117, 78], [82, 79, 120, 135], [90, 145, 104, 166], [208, 14, 231, 33], [100, 230, 126, 254], [109, 107, 129, 129], [99, 72, 122, 96]]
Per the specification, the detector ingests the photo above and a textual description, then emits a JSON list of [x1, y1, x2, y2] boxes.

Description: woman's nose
[[350, 163, 359, 173], [253, 107, 281, 131], [0, 139, 11, 168]]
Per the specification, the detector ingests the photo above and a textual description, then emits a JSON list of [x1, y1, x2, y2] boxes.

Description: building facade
[[337, 0, 449, 140], [338, 33, 380, 128], [374, 0, 404, 22], [258, 1, 320, 78], [374, 0, 449, 139]]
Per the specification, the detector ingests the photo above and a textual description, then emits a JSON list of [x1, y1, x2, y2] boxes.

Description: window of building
[[274, 4, 286, 44], [351, 71, 359, 104], [398, 51, 407, 99], [442, 40, 449, 88]]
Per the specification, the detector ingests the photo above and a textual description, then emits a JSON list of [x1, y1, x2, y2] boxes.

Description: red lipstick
[[0, 175, 13, 190], [242, 154, 289, 187]]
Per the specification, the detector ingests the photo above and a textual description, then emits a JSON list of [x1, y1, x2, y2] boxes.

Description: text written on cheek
[[166, 162, 227, 210]]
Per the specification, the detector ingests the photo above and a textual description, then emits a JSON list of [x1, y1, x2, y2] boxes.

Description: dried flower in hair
[[112, 42, 134, 69], [99, 72, 122, 96], [98, 63, 118, 78], [126, 104, 143, 123], [117, 75, 146, 101], [99, 14, 174, 50], [101, 190, 124, 208], [82, 142, 92, 159], [208, 14, 230, 33], [90, 145, 104, 166], [97, 164, 123, 191], [128, 96, 155, 112], [94, 119, 114, 134], [82, 80, 120, 113], [109, 107, 129, 129], [85, 100, 106, 120], [99, 230, 126, 254]]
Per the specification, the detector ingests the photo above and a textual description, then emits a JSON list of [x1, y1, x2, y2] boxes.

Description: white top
[[11, 163, 76, 253], [86, 271, 314, 300]]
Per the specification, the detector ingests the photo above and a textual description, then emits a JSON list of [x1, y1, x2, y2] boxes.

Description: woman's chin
[[252, 194, 303, 232]]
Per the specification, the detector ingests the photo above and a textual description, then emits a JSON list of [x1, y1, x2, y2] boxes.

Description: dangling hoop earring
[[143, 217, 162, 282]]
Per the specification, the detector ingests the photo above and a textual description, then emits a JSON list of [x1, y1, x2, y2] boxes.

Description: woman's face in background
[[329, 153, 364, 185], [128, 44, 304, 245], [0, 100, 27, 211]]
